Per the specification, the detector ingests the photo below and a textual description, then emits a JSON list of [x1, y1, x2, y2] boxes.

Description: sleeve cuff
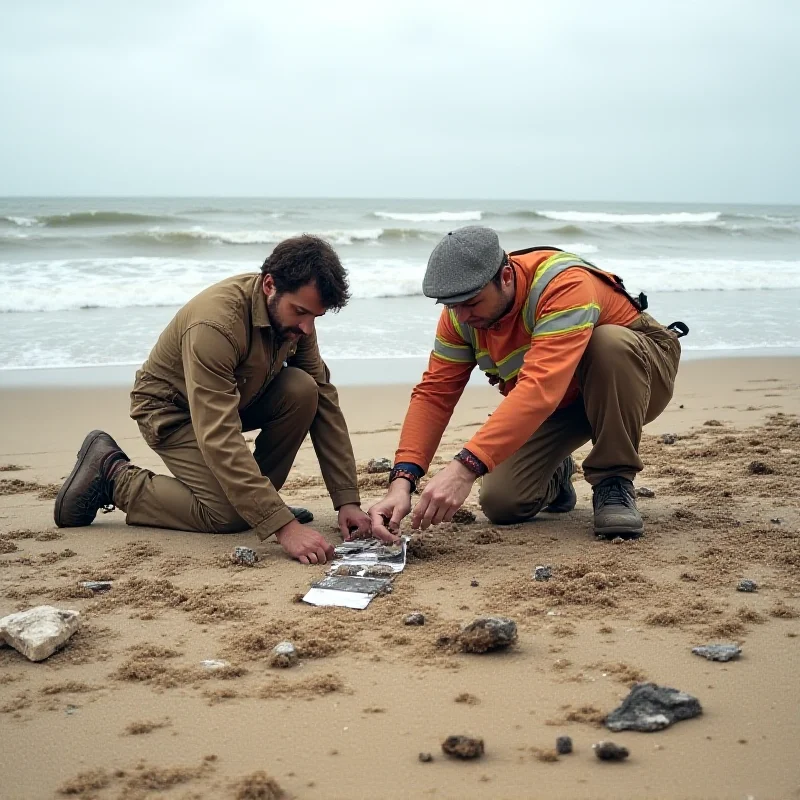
[[331, 488, 361, 510], [463, 441, 496, 472], [253, 505, 296, 541], [392, 461, 425, 479]]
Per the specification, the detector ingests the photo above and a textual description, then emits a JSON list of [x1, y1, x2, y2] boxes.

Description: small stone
[[737, 579, 758, 593], [442, 735, 484, 759], [636, 487, 656, 499], [268, 641, 299, 668], [404, 613, 425, 626], [679, 404, 684, 409], [79, 581, 113, 593], [660, 433, 677, 445], [747, 461, 774, 475], [770, 518, 781, 524], [366, 458, 392, 474], [200, 659, 230, 670], [470, 580, 479, 587], [418, 752, 433, 763], [231, 546, 257, 566], [703, 419, 723, 427], [0, 605, 81, 662], [534, 565, 552, 582], [458, 617, 517, 653], [451, 508, 477, 524], [611, 536, 625, 545], [593, 741, 629, 761], [555, 736, 573, 755], [605, 682, 702, 732], [691, 644, 741, 663]]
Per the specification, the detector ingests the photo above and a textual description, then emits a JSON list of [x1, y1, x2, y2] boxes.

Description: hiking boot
[[543, 456, 577, 513], [54, 431, 129, 528], [290, 506, 314, 525], [592, 477, 643, 539]]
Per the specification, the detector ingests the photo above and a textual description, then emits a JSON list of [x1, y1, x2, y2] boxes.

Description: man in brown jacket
[[54, 236, 371, 564]]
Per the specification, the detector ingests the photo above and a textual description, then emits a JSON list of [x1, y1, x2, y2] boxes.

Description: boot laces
[[595, 479, 634, 509]]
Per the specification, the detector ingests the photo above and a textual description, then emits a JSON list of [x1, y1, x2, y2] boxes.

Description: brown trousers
[[479, 314, 681, 524], [113, 368, 317, 533]]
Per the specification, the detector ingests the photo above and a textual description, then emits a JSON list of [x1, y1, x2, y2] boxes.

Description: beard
[[471, 293, 516, 329], [267, 294, 304, 343]]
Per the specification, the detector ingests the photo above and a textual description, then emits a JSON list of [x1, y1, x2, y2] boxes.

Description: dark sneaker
[[544, 456, 577, 513], [290, 506, 314, 525], [592, 477, 643, 539], [54, 431, 129, 528]]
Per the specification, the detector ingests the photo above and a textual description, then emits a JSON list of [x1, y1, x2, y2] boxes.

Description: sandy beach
[[1, 356, 799, 799]]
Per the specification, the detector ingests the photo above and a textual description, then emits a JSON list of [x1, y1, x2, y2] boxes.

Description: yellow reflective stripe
[[533, 302, 601, 338], [525, 253, 597, 330], [433, 336, 475, 363], [497, 347, 528, 380]]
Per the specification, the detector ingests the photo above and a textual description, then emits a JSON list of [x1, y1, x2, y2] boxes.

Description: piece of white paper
[[301, 588, 374, 609]]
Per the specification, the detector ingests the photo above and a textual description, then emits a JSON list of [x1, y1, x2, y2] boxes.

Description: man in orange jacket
[[369, 226, 683, 541]]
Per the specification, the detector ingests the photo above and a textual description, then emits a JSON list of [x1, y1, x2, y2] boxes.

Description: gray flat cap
[[423, 226, 505, 304]]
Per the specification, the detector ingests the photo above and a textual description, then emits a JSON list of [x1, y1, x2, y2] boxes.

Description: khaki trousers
[[113, 367, 318, 533], [479, 314, 681, 525]]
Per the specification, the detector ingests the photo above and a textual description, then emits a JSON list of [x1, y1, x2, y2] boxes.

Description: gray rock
[[606, 683, 702, 732], [636, 487, 656, 498], [80, 581, 113, 593], [404, 613, 425, 626], [231, 546, 257, 566], [534, 565, 552, 582], [555, 736, 573, 755], [451, 508, 477, 524], [692, 644, 741, 662], [200, 659, 230, 670], [0, 605, 81, 662], [459, 617, 517, 653], [441, 735, 484, 759], [660, 433, 677, 445], [366, 458, 392, 474], [593, 741, 629, 761], [269, 641, 299, 668], [418, 752, 433, 763], [737, 579, 758, 593]]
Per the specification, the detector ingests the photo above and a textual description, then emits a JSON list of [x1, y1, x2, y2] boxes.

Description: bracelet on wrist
[[454, 448, 488, 477], [389, 467, 418, 493]]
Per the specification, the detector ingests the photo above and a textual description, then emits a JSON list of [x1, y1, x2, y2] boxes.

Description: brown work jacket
[[129, 273, 360, 539]]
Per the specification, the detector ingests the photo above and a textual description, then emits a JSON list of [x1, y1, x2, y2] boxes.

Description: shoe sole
[[594, 525, 644, 541], [54, 430, 106, 528]]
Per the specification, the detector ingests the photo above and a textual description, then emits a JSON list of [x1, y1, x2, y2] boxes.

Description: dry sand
[[0, 356, 798, 799]]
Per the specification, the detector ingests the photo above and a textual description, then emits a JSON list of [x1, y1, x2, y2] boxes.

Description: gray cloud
[[1, 0, 797, 201]]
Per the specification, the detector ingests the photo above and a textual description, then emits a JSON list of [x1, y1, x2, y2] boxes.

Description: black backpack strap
[[667, 321, 689, 338]]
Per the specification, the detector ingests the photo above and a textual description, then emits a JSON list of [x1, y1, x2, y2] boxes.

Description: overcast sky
[[1, 0, 797, 202]]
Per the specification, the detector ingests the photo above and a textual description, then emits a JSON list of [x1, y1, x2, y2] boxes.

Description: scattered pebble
[[404, 613, 425, 626], [770, 518, 781, 524], [470, 580, 479, 587], [79, 581, 113, 593], [605, 682, 702, 732], [747, 461, 774, 475], [442, 735, 484, 759], [268, 641, 299, 668], [452, 508, 477, 524], [231, 547, 257, 567], [200, 659, 230, 670], [418, 752, 433, 763], [636, 487, 656, 499], [366, 458, 392, 474], [458, 617, 517, 653], [737, 579, 758, 593], [691, 644, 742, 663], [593, 741, 629, 761], [660, 433, 677, 445], [555, 736, 573, 755], [534, 565, 552, 582]]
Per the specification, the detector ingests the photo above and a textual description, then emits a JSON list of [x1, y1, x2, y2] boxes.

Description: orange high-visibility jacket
[[394, 248, 641, 472]]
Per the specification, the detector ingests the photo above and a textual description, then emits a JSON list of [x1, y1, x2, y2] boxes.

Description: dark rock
[[605, 682, 702, 732], [737, 579, 758, 593], [636, 487, 656, 499], [470, 580, 479, 587], [770, 518, 781, 524], [80, 581, 113, 593], [593, 741, 629, 761], [404, 613, 425, 626], [534, 565, 552, 582], [452, 508, 477, 524], [366, 458, 392, 474], [418, 752, 433, 763], [458, 617, 517, 653], [555, 736, 573, 755], [231, 546, 257, 566], [747, 461, 774, 475], [660, 434, 677, 445], [691, 644, 741, 662], [442, 735, 484, 759]]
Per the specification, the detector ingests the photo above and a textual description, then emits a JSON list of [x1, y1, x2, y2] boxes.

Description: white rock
[[269, 641, 299, 668], [0, 605, 81, 662], [200, 659, 230, 670]]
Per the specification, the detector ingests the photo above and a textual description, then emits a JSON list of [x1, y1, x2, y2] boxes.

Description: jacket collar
[[251, 274, 272, 328]]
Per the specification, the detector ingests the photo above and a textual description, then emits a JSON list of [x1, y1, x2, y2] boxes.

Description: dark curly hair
[[261, 235, 350, 311]]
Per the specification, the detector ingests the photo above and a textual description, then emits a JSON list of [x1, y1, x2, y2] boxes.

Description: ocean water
[[1, 197, 799, 377]]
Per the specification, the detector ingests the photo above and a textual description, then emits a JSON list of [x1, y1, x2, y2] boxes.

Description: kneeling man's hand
[[338, 503, 371, 541], [368, 482, 412, 544], [275, 520, 335, 565], [411, 460, 475, 531]]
